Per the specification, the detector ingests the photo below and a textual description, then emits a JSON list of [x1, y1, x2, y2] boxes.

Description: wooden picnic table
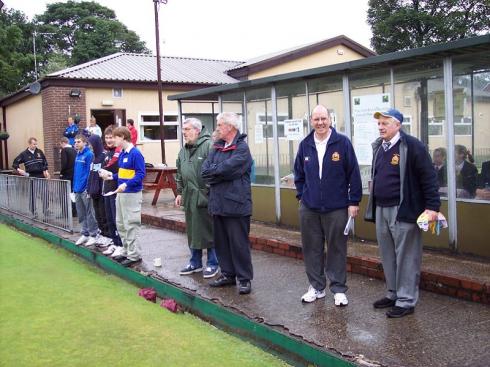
[[144, 167, 178, 205]]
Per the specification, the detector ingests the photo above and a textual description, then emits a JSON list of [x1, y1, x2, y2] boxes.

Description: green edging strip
[[0, 213, 354, 367]]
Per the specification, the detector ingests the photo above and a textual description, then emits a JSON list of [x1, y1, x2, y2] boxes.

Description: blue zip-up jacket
[[73, 146, 94, 193], [64, 124, 79, 146], [294, 128, 362, 212], [201, 132, 253, 217], [113, 145, 146, 193]]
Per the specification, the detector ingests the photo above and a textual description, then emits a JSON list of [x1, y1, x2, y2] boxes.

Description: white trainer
[[85, 236, 97, 247], [103, 245, 116, 255], [334, 293, 348, 307], [111, 246, 124, 258], [75, 235, 89, 246], [301, 285, 326, 303]]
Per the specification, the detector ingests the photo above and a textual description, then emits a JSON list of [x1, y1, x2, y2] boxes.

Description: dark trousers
[[103, 195, 122, 246], [213, 215, 253, 282], [299, 204, 348, 294], [29, 175, 48, 217], [92, 195, 108, 237]]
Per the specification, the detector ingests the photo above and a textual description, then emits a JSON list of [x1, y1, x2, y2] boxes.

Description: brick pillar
[[41, 87, 86, 174]]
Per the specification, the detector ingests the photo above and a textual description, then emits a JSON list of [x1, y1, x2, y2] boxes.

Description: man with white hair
[[294, 105, 362, 307], [175, 118, 219, 278], [202, 112, 253, 295], [366, 108, 440, 318]]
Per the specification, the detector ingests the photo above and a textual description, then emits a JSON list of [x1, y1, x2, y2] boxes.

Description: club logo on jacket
[[37, 153, 41, 158], [304, 156, 310, 162], [391, 154, 400, 165], [332, 152, 340, 161]]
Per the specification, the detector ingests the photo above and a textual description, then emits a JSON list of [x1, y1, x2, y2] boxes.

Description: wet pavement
[[2, 195, 490, 367]]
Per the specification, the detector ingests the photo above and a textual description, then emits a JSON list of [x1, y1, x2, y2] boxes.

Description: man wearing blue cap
[[365, 108, 440, 318]]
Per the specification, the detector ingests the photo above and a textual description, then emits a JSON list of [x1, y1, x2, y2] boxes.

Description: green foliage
[[0, 8, 35, 96], [0, 224, 289, 366], [367, 0, 490, 54], [35, 1, 149, 65]]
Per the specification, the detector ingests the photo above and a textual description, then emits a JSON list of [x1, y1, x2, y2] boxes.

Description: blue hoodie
[[294, 128, 362, 213], [73, 146, 94, 193], [64, 124, 79, 146]]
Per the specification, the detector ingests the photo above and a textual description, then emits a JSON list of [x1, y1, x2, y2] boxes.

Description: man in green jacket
[[175, 118, 219, 278]]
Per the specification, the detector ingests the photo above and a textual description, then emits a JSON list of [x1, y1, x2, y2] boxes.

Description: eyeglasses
[[312, 117, 329, 122]]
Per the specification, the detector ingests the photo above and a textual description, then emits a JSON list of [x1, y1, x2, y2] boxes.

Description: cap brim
[[373, 111, 400, 123]]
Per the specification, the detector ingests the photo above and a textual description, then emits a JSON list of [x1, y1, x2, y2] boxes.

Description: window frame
[[138, 111, 179, 142]]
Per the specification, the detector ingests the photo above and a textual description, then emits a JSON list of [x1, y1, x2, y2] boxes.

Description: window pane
[[453, 51, 490, 202], [276, 81, 308, 188], [142, 125, 177, 140], [246, 88, 273, 185]]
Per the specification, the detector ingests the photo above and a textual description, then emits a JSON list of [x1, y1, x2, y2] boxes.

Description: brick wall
[[41, 87, 86, 173]]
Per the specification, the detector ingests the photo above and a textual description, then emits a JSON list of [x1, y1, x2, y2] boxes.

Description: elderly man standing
[[365, 108, 440, 318], [176, 118, 219, 278], [202, 112, 253, 295], [294, 105, 362, 307]]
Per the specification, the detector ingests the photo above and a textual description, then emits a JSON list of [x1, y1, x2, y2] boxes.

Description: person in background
[[175, 118, 219, 279], [127, 119, 138, 145], [85, 116, 102, 137], [59, 137, 76, 189], [100, 126, 145, 267], [63, 116, 79, 146], [87, 134, 111, 247], [13, 137, 50, 179], [294, 105, 362, 307], [202, 112, 253, 295], [12, 137, 50, 216], [454, 144, 478, 198], [100, 126, 124, 257], [73, 134, 99, 247], [432, 147, 447, 190], [366, 108, 440, 318]]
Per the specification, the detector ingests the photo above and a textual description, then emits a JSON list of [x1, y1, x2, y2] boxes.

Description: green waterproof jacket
[[176, 128, 213, 249]]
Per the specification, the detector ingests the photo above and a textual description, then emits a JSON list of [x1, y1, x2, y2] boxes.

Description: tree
[[0, 8, 36, 97], [367, 0, 490, 54], [35, 1, 149, 65]]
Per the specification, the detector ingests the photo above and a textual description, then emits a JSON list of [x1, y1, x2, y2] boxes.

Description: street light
[[32, 31, 55, 80], [153, 0, 168, 164]]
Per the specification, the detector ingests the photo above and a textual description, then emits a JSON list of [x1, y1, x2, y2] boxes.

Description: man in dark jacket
[[202, 112, 253, 295], [59, 137, 76, 188], [365, 108, 440, 318], [13, 137, 50, 179], [294, 105, 362, 307], [176, 118, 218, 278]]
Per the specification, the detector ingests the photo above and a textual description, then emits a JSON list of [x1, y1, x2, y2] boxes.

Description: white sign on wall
[[284, 119, 304, 141], [254, 124, 264, 144], [352, 93, 391, 165]]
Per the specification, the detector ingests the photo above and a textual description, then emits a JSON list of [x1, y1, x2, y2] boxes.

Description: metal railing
[[0, 175, 73, 232]]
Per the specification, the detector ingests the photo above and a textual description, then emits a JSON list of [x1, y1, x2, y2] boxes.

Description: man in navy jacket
[[202, 112, 253, 295], [294, 105, 362, 307], [365, 108, 440, 318]]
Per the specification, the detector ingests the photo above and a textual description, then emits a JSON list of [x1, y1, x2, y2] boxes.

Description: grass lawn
[[0, 224, 289, 367]]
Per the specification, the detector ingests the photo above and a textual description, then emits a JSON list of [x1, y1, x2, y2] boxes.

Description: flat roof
[[169, 35, 490, 101]]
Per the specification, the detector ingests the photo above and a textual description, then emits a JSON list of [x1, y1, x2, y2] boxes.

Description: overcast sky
[[9, 0, 373, 61]]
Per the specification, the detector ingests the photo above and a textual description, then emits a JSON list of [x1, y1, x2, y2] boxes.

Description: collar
[[28, 148, 36, 154], [123, 143, 134, 153], [314, 129, 331, 145], [383, 132, 401, 148]]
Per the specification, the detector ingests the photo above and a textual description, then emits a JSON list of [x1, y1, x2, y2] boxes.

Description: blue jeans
[[189, 248, 218, 268]]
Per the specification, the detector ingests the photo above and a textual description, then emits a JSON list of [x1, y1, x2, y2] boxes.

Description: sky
[[8, 0, 374, 61]]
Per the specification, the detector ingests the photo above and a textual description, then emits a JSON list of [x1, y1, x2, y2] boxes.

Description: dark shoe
[[121, 258, 142, 267], [179, 264, 203, 275], [386, 306, 415, 318], [113, 255, 127, 262], [373, 297, 396, 309], [238, 280, 251, 295], [209, 275, 235, 287]]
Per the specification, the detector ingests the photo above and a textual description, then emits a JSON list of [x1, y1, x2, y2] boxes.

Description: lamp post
[[153, 0, 168, 164], [32, 31, 55, 80]]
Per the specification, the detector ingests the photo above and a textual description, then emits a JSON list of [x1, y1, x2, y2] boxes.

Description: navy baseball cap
[[373, 108, 404, 124]]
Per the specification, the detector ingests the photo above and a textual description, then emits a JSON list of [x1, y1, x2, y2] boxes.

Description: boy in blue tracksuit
[[63, 116, 79, 146], [100, 126, 145, 267], [73, 134, 99, 246], [294, 105, 362, 307]]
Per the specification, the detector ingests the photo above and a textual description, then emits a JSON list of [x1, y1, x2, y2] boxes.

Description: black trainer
[[373, 297, 396, 309], [386, 306, 415, 318], [210, 275, 236, 287], [238, 280, 251, 295]]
